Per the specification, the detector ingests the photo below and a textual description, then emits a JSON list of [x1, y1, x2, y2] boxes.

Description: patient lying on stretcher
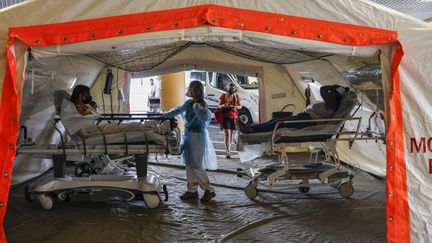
[[71, 85, 100, 116], [240, 85, 349, 133], [62, 85, 172, 142]]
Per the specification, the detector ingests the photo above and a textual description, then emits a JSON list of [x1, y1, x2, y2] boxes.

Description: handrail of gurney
[[94, 116, 178, 155], [99, 113, 163, 117], [54, 113, 175, 126], [17, 144, 172, 156], [50, 114, 180, 157], [270, 117, 363, 153]]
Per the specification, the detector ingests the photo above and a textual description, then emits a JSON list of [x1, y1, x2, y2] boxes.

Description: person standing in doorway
[[219, 82, 242, 158], [163, 80, 217, 202], [149, 78, 156, 98], [148, 78, 159, 112]]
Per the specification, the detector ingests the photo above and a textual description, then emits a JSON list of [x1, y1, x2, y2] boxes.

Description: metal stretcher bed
[[18, 91, 181, 210], [238, 90, 362, 199]]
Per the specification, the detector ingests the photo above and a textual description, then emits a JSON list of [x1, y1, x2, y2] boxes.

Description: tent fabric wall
[[0, 1, 431, 242], [397, 29, 432, 242], [283, 57, 388, 177], [90, 67, 130, 115], [12, 55, 105, 185]]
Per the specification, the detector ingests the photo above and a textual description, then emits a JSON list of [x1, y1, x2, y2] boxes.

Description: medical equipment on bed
[[148, 97, 162, 113], [18, 91, 181, 210], [238, 90, 362, 199]]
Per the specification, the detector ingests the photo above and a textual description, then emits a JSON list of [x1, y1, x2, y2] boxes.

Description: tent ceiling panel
[[1, 0, 428, 33], [3, 0, 429, 22], [87, 41, 191, 72], [29, 27, 384, 60], [0, 0, 23, 10], [206, 42, 332, 65], [370, 0, 432, 21], [86, 41, 334, 72]]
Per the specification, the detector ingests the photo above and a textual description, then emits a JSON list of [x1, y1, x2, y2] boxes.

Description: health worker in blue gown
[[163, 80, 217, 202]]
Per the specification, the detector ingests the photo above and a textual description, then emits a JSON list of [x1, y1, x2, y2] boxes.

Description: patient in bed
[[66, 85, 171, 138], [239, 85, 348, 133], [71, 85, 99, 116]]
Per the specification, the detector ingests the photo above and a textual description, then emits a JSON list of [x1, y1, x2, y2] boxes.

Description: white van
[[186, 71, 259, 125]]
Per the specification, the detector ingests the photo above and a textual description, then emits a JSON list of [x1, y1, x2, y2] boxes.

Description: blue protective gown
[[164, 99, 218, 170]]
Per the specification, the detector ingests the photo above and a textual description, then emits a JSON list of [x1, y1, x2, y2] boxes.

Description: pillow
[[52, 90, 71, 115]]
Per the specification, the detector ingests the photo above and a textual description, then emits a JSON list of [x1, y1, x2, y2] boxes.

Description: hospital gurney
[[18, 92, 181, 210], [238, 90, 361, 199]]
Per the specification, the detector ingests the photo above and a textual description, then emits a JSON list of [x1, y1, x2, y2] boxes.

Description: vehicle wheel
[[238, 108, 253, 125], [338, 181, 354, 198], [299, 179, 310, 193], [38, 193, 56, 210], [143, 193, 161, 209], [245, 181, 258, 199], [74, 162, 93, 177]]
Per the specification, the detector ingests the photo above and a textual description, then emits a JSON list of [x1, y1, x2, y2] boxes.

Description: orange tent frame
[[0, 4, 407, 242]]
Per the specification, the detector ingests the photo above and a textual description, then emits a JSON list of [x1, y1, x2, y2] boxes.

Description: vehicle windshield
[[236, 75, 258, 89]]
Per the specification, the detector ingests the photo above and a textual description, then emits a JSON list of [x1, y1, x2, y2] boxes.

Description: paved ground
[[207, 123, 239, 158]]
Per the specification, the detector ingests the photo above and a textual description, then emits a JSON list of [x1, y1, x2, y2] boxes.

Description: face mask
[[83, 94, 92, 104], [228, 89, 236, 94], [185, 89, 191, 97]]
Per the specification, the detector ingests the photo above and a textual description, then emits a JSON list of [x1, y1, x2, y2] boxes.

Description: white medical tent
[[0, 0, 431, 242]]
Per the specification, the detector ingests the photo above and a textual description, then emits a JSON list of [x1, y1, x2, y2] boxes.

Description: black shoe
[[180, 191, 198, 200], [201, 190, 216, 202]]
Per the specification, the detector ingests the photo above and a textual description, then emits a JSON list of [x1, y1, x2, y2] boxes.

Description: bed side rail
[[48, 115, 179, 157], [270, 117, 365, 152]]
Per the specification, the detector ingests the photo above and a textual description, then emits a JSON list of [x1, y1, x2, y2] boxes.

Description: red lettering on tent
[[410, 137, 425, 153], [429, 159, 432, 174]]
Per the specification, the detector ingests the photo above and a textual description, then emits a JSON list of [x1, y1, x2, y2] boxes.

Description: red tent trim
[[0, 4, 406, 242]]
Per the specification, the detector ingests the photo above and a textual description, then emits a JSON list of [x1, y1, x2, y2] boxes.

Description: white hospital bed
[[238, 90, 364, 199], [18, 91, 181, 210]]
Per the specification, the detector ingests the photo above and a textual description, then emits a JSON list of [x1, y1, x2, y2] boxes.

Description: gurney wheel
[[38, 193, 56, 211], [299, 180, 310, 193], [245, 181, 258, 199], [58, 192, 71, 202], [143, 193, 161, 209], [24, 185, 33, 203], [338, 182, 354, 198]]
